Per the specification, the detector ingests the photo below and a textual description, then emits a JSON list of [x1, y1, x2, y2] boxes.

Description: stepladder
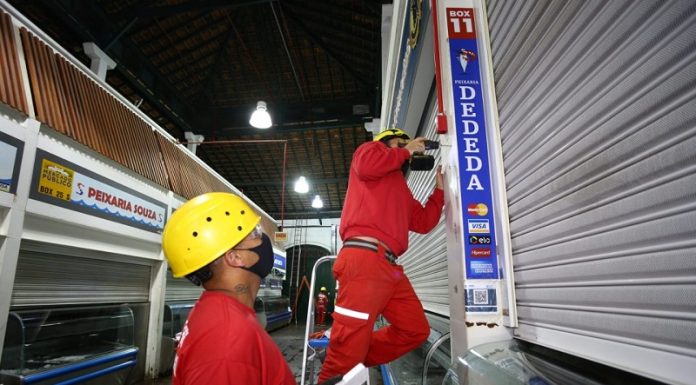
[[301, 255, 371, 385]]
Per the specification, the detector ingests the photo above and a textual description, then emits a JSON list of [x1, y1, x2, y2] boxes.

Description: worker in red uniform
[[318, 128, 444, 382], [162, 193, 296, 385], [316, 286, 329, 325]]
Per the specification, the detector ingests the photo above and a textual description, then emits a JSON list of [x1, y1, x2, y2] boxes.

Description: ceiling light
[[249, 100, 272, 129], [311, 195, 323, 209], [294, 176, 309, 193]]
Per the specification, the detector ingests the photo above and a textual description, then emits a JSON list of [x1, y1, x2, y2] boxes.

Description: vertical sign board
[[29, 149, 166, 233], [0, 131, 24, 194], [448, 8, 499, 280], [273, 251, 287, 272]]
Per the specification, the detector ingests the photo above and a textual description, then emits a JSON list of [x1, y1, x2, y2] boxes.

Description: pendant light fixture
[[249, 100, 272, 129], [311, 195, 323, 209], [294, 176, 309, 193]]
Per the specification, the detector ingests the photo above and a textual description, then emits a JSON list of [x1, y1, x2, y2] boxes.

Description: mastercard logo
[[467, 203, 488, 216]]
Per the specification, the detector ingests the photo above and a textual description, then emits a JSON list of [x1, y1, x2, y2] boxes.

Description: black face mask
[[242, 233, 275, 279]]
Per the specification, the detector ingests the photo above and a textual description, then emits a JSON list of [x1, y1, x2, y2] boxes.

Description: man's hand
[[435, 165, 444, 189], [404, 137, 426, 155]]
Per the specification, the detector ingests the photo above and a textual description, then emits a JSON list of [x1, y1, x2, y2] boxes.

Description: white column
[[0, 118, 40, 358], [434, 0, 517, 362], [82, 42, 117, 81]]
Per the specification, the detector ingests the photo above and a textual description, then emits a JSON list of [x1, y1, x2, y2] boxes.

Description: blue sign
[[273, 252, 286, 271], [448, 7, 499, 280], [0, 130, 24, 194]]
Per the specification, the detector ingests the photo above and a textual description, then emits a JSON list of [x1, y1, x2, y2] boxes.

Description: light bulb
[[294, 176, 309, 193], [312, 195, 323, 209], [249, 101, 272, 129]]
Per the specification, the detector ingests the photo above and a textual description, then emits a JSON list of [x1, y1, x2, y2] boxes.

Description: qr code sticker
[[473, 289, 488, 305]]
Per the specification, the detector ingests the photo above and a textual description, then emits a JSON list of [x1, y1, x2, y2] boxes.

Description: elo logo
[[469, 235, 491, 245], [467, 219, 490, 234]]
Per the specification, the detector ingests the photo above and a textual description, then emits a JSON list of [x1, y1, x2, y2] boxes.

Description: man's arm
[[352, 142, 411, 180], [352, 138, 427, 180], [408, 166, 445, 233]]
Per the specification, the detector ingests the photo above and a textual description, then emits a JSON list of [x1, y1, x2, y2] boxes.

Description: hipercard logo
[[471, 248, 491, 258]]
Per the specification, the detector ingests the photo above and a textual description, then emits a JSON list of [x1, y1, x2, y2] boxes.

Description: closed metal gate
[[486, 0, 696, 383], [165, 270, 203, 302], [400, 92, 450, 317], [12, 241, 152, 307]]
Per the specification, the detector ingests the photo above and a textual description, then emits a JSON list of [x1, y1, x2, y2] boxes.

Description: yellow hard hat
[[373, 128, 410, 142], [162, 193, 261, 278], [320, 287, 327, 291]]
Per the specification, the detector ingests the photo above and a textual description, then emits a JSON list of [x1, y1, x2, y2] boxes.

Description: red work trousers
[[317, 245, 430, 382], [316, 306, 327, 325]]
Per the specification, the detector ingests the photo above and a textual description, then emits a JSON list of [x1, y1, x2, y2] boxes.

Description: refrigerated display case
[[0, 304, 137, 385], [159, 302, 194, 375]]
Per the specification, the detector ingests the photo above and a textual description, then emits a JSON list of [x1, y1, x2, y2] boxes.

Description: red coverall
[[316, 291, 329, 324], [173, 291, 296, 385], [318, 141, 444, 382]]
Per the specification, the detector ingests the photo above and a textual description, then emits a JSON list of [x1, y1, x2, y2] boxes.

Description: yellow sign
[[274, 231, 288, 242], [38, 159, 73, 201]]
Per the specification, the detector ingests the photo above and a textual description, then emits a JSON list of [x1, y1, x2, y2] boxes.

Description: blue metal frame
[[23, 347, 138, 385], [266, 311, 292, 324]]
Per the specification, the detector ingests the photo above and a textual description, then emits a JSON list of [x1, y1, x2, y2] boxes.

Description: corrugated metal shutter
[[400, 93, 450, 317], [165, 269, 203, 302], [487, 0, 696, 376], [12, 241, 151, 307]]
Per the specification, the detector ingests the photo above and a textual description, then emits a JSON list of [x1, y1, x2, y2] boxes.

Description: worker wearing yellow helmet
[[371, 127, 410, 142], [162, 192, 295, 385], [315, 286, 330, 325], [319, 129, 444, 382]]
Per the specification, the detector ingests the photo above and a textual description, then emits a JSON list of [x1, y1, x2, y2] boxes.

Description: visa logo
[[468, 219, 490, 234]]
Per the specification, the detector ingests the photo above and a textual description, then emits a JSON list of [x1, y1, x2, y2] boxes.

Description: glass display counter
[[0, 304, 137, 385], [260, 296, 291, 331], [159, 302, 194, 375], [441, 339, 661, 385]]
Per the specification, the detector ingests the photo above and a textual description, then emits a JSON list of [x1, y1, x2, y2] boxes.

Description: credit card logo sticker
[[469, 235, 491, 245], [468, 219, 490, 233], [467, 203, 488, 216], [471, 248, 491, 257]]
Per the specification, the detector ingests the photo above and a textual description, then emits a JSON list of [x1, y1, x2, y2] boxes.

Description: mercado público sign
[[448, 7, 499, 280], [29, 149, 166, 233]]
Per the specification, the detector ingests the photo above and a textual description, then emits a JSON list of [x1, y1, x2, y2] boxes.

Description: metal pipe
[[270, 1, 304, 100], [280, 141, 287, 228], [104, 17, 138, 51], [281, 225, 334, 229], [422, 332, 451, 385], [180, 139, 287, 145], [430, 0, 448, 134]]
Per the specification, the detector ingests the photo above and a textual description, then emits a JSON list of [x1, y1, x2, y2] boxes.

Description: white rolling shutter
[[12, 241, 151, 307], [400, 92, 450, 317], [487, 0, 696, 382], [165, 269, 203, 302]]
